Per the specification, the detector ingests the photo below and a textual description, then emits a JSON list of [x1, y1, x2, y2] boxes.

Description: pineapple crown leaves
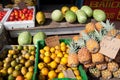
[[81, 31, 90, 41], [68, 40, 79, 54], [75, 38, 86, 48], [101, 19, 115, 31]]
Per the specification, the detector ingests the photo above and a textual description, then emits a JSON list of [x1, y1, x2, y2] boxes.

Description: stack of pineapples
[[68, 20, 120, 80]]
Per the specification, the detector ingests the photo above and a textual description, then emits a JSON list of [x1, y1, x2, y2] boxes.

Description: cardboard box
[[83, 0, 120, 21], [3, 6, 35, 30]]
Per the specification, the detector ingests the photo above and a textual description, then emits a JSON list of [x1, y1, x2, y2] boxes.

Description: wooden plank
[[9, 26, 84, 38]]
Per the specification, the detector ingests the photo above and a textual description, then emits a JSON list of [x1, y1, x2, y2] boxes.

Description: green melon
[[18, 31, 32, 45]]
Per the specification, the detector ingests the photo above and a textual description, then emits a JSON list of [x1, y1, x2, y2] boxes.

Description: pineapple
[[68, 40, 79, 67], [89, 68, 101, 78], [105, 56, 113, 62], [81, 31, 100, 53], [84, 63, 95, 69], [96, 63, 107, 70], [101, 19, 118, 37], [107, 62, 119, 72], [85, 22, 95, 33], [113, 68, 120, 78], [78, 47, 92, 64], [92, 53, 105, 64], [101, 69, 112, 80], [95, 22, 103, 31]]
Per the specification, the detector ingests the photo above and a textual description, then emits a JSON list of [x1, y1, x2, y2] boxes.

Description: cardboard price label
[[0, 4, 3, 11], [99, 36, 120, 59], [63, 69, 76, 78], [18, 1, 27, 9], [45, 36, 60, 47]]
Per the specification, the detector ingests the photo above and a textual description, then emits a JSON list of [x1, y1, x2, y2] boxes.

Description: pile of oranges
[[37, 42, 82, 80]]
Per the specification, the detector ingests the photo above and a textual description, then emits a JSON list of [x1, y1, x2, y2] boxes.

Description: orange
[[60, 46, 66, 52], [54, 57, 61, 63], [29, 55, 35, 61], [51, 53, 57, 60], [58, 72, 64, 78], [64, 53, 68, 57], [60, 42, 66, 47], [61, 57, 68, 65], [43, 56, 51, 63], [40, 49, 45, 54], [16, 75, 24, 80], [55, 45, 60, 50], [38, 62, 45, 70], [44, 51, 51, 57], [48, 61, 57, 69], [73, 69, 80, 76], [40, 54, 45, 60], [48, 70, 57, 79], [43, 46, 50, 52], [28, 66, 34, 72], [50, 47, 55, 53], [41, 67, 49, 76], [70, 6, 79, 13], [57, 51, 63, 58]]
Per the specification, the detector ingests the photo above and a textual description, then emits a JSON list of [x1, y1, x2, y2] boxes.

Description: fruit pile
[[0, 11, 7, 21], [51, 5, 106, 24], [71, 19, 120, 80], [7, 8, 33, 21], [38, 42, 82, 80], [0, 45, 36, 80]]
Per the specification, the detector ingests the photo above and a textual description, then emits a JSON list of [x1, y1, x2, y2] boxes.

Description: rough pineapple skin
[[89, 68, 101, 78], [102, 69, 112, 80], [96, 63, 107, 70], [105, 56, 113, 62], [84, 63, 95, 69], [78, 47, 92, 64], [108, 62, 119, 72], [113, 68, 120, 78], [85, 22, 95, 33], [68, 54, 79, 67], [92, 53, 104, 64], [86, 39, 100, 53]]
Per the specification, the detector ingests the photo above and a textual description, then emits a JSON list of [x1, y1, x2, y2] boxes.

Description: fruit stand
[[0, 0, 120, 80]]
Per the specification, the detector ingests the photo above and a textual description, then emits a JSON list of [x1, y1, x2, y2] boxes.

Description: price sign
[[63, 69, 76, 78], [99, 36, 120, 59], [45, 36, 60, 47]]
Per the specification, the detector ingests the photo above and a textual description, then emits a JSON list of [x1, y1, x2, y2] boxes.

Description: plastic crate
[[3, 6, 35, 30], [32, 39, 88, 80]]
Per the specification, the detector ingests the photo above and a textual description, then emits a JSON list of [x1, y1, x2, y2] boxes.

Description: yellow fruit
[[28, 66, 34, 72], [40, 49, 45, 54], [41, 67, 49, 76], [64, 54, 68, 57], [55, 45, 60, 50], [55, 50, 60, 54], [44, 51, 51, 57], [29, 55, 35, 61], [38, 62, 45, 70], [60, 42, 66, 47], [76, 75, 82, 80], [43, 56, 51, 63], [70, 6, 79, 13], [36, 11, 45, 25], [61, 6, 69, 15], [60, 46, 66, 52], [54, 57, 61, 63], [61, 57, 68, 65], [24, 53, 30, 59], [57, 51, 63, 58], [72, 67, 78, 70], [44, 46, 50, 52], [50, 47, 55, 53], [73, 69, 80, 76], [51, 53, 57, 60], [40, 54, 45, 60], [25, 72, 33, 80], [49, 61, 57, 69], [48, 70, 57, 79], [58, 72, 65, 78]]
